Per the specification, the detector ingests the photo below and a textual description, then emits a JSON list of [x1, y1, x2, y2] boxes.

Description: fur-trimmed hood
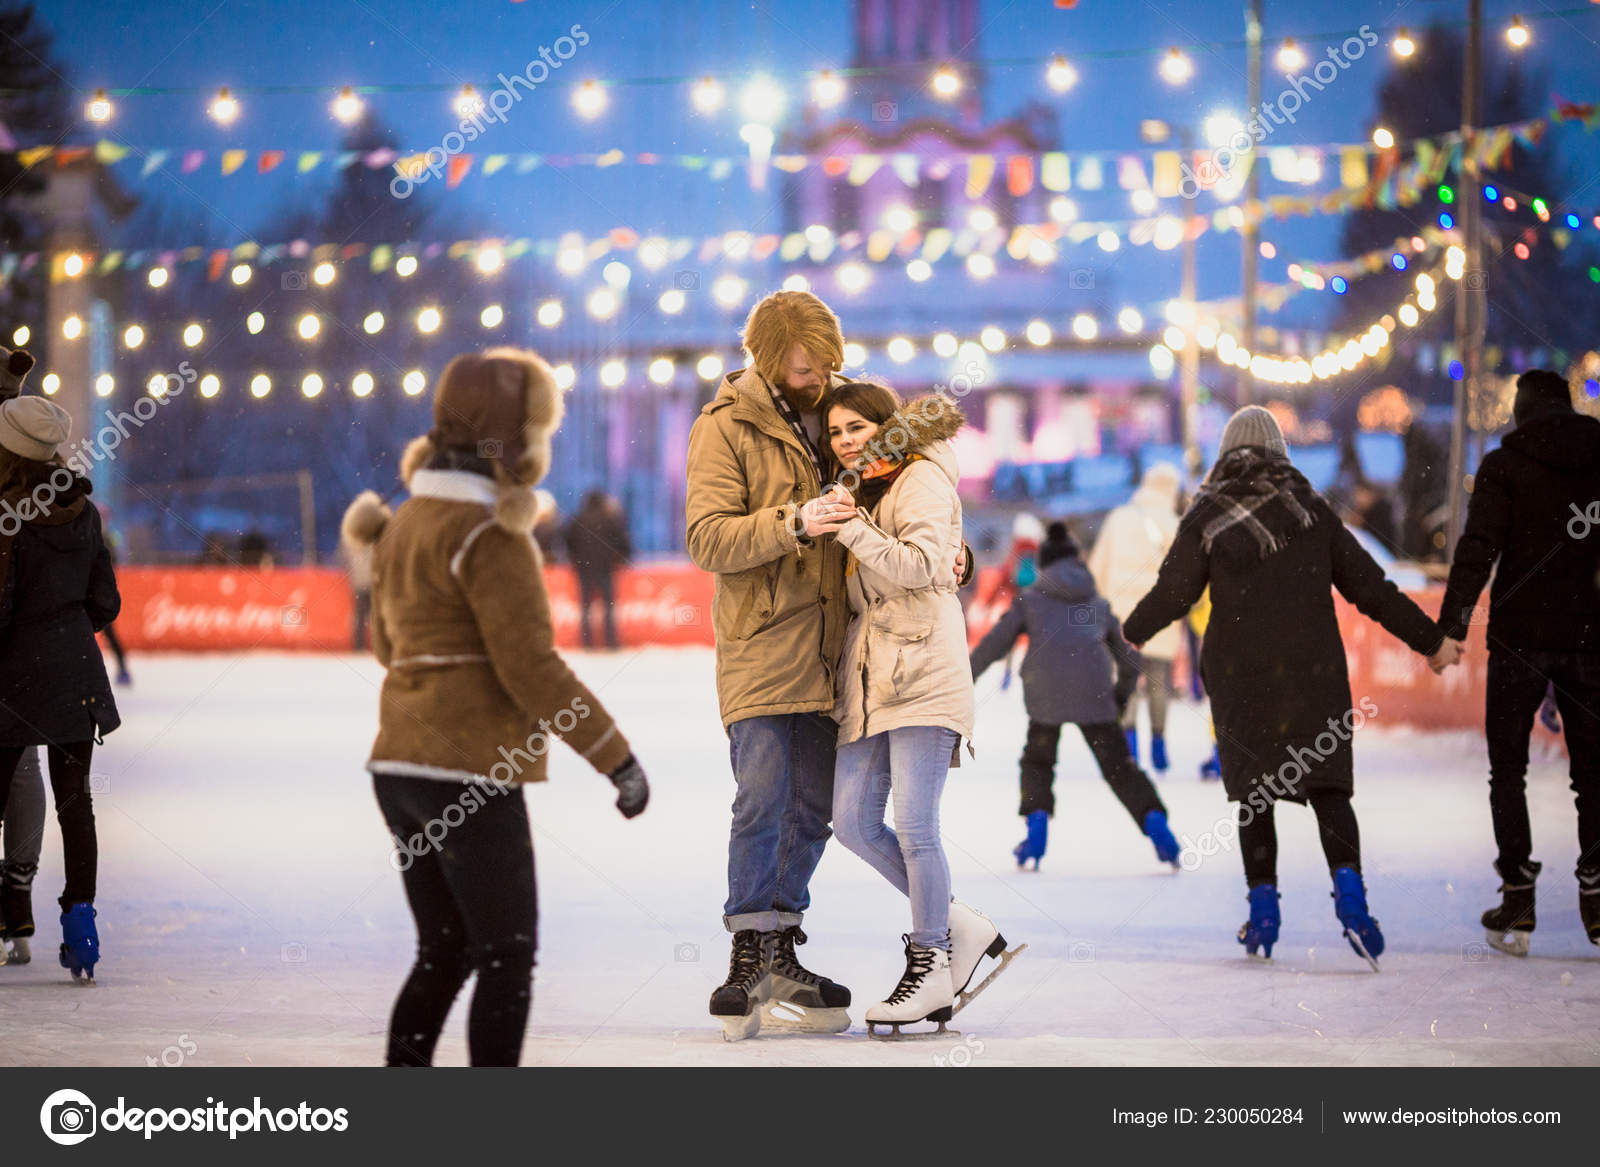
[[857, 393, 966, 484]]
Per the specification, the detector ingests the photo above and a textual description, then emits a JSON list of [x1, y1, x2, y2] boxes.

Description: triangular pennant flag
[[182, 150, 205, 174], [847, 155, 883, 185], [1339, 146, 1368, 189], [779, 233, 806, 261], [1076, 156, 1104, 190], [446, 154, 473, 188], [17, 146, 51, 168], [866, 230, 895, 262], [364, 147, 396, 169], [56, 146, 90, 167], [1152, 151, 1181, 198], [1040, 152, 1071, 192], [922, 227, 953, 262], [1006, 155, 1034, 197], [140, 150, 169, 176], [370, 244, 392, 272], [98, 251, 122, 273], [396, 153, 430, 180], [891, 153, 919, 187], [93, 141, 130, 164], [772, 154, 808, 173], [221, 149, 248, 175], [516, 154, 542, 173], [207, 250, 229, 281], [596, 148, 624, 167], [257, 150, 284, 174], [298, 152, 322, 173], [483, 154, 509, 175], [1116, 155, 1148, 190], [337, 151, 361, 169], [709, 158, 734, 181], [821, 155, 848, 178], [964, 155, 995, 198], [752, 234, 780, 261]]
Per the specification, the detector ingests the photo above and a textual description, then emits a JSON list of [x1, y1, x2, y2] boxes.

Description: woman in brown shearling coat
[[342, 347, 649, 1067]]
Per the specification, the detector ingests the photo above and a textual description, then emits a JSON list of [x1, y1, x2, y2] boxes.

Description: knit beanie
[[1037, 520, 1080, 568], [0, 396, 71, 461], [1512, 369, 1573, 427], [1217, 404, 1287, 459]]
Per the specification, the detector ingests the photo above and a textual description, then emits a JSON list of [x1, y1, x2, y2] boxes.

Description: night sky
[[26, 0, 1600, 330]]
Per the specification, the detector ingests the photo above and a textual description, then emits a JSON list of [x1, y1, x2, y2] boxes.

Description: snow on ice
[[3, 649, 1596, 1067]]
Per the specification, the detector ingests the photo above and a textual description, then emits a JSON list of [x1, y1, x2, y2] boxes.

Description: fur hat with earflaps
[[342, 346, 567, 547], [0, 344, 36, 401]]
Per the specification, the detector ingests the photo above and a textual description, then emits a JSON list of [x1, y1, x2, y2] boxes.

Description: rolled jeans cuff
[[723, 910, 803, 934]]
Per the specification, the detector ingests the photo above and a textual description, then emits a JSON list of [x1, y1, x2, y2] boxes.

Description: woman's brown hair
[[0, 448, 67, 496]]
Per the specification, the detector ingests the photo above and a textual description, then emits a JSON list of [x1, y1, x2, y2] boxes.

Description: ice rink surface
[[3, 648, 1596, 1067]]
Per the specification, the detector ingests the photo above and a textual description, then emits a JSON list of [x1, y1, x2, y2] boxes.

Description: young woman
[[342, 348, 649, 1066], [0, 396, 121, 981], [1123, 406, 1460, 968], [823, 381, 1008, 1032]]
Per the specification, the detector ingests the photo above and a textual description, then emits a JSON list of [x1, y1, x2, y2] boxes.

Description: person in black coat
[[971, 522, 1180, 870], [1124, 406, 1458, 967], [563, 490, 631, 650], [0, 396, 121, 981], [1438, 369, 1600, 953]]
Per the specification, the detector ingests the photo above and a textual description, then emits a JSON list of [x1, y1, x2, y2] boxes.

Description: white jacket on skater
[[1088, 463, 1182, 662]]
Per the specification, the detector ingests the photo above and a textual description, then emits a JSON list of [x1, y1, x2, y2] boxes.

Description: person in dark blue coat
[[971, 522, 1180, 871], [0, 395, 120, 981]]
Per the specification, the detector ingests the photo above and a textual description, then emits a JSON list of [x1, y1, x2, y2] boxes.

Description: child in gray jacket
[[971, 522, 1181, 870]]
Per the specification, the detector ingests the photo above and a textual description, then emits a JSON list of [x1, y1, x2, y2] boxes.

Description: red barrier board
[[115, 564, 1505, 735]]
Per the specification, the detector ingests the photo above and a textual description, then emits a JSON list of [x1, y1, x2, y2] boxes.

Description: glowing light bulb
[[352, 373, 374, 398], [62, 315, 83, 340], [837, 262, 870, 293], [331, 87, 364, 124], [182, 323, 203, 347], [980, 326, 1006, 353], [230, 263, 252, 286], [932, 332, 958, 358], [657, 289, 686, 315], [1505, 15, 1529, 48], [648, 357, 675, 385], [200, 374, 220, 399], [480, 304, 504, 328], [301, 373, 324, 399], [691, 76, 726, 115], [298, 314, 320, 341], [537, 299, 564, 327], [395, 255, 418, 278], [86, 88, 113, 122], [1373, 126, 1395, 149], [1393, 29, 1415, 58], [1046, 56, 1078, 93], [1276, 39, 1306, 72], [887, 337, 915, 363], [476, 247, 504, 276], [362, 311, 384, 335], [930, 65, 962, 99], [965, 253, 996, 280], [313, 262, 336, 286], [553, 364, 576, 390], [1072, 314, 1098, 341], [123, 324, 144, 349], [403, 371, 426, 396], [697, 354, 724, 381], [416, 307, 442, 334], [94, 374, 113, 398], [811, 71, 846, 108], [572, 79, 608, 120], [455, 85, 484, 118], [250, 374, 272, 399], [1159, 47, 1193, 85], [209, 87, 239, 125], [586, 288, 618, 319], [147, 267, 169, 289], [599, 359, 627, 389], [1025, 320, 1052, 346], [906, 259, 932, 282]]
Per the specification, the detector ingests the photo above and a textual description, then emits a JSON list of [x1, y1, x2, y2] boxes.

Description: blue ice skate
[[1331, 866, 1383, 970], [1238, 884, 1280, 960], [1013, 810, 1048, 870], [1142, 808, 1180, 868], [1150, 733, 1169, 774], [59, 903, 98, 982]]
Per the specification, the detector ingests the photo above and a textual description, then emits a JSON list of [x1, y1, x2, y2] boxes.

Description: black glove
[[609, 755, 649, 819]]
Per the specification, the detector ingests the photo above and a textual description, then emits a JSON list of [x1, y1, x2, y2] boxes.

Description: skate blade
[[719, 1010, 762, 1042], [865, 1018, 957, 1040], [760, 1000, 851, 1035], [952, 943, 1026, 1016], [1344, 931, 1381, 972], [1484, 928, 1531, 957], [1245, 950, 1274, 963]]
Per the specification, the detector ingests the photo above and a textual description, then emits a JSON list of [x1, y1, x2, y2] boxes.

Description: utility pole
[[1239, 0, 1263, 406], [1180, 125, 1201, 482], [1447, 0, 1484, 556]]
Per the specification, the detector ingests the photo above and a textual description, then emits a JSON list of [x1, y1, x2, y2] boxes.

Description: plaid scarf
[[1191, 448, 1321, 564], [766, 378, 826, 486]]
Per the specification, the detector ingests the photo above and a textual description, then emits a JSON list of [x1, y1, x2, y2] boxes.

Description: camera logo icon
[[477, 438, 504, 459], [281, 270, 309, 291], [1461, 942, 1489, 963], [40, 1089, 97, 1146], [674, 270, 700, 290], [1068, 268, 1095, 290], [282, 942, 307, 963], [281, 605, 307, 627], [1070, 606, 1096, 626], [1465, 271, 1488, 290], [872, 100, 898, 123], [88, 773, 111, 795], [673, 603, 702, 627], [1068, 941, 1096, 962], [673, 942, 700, 962]]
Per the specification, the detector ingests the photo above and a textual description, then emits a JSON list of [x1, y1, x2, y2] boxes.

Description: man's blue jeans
[[723, 713, 838, 933]]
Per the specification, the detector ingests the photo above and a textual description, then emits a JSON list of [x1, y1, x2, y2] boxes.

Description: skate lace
[[885, 941, 937, 1006], [768, 927, 821, 986], [726, 932, 767, 990]]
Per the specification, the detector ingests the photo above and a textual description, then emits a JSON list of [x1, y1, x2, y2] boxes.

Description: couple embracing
[[686, 290, 1012, 1039]]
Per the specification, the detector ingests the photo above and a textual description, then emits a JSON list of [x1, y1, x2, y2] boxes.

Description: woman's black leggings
[[0, 741, 98, 909], [374, 773, 538, 1067], [1238, 792, 1361, 888]]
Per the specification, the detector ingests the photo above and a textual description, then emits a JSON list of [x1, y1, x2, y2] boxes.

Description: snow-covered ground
[[3, 648, 1597, 1067]]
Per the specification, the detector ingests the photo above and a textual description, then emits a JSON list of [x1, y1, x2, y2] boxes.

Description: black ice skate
[[761, 926, 851, 1035], [1481, 860, 1541, 957], [1579, 865, 1600, 946], [709, 929, 771, 1041]]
